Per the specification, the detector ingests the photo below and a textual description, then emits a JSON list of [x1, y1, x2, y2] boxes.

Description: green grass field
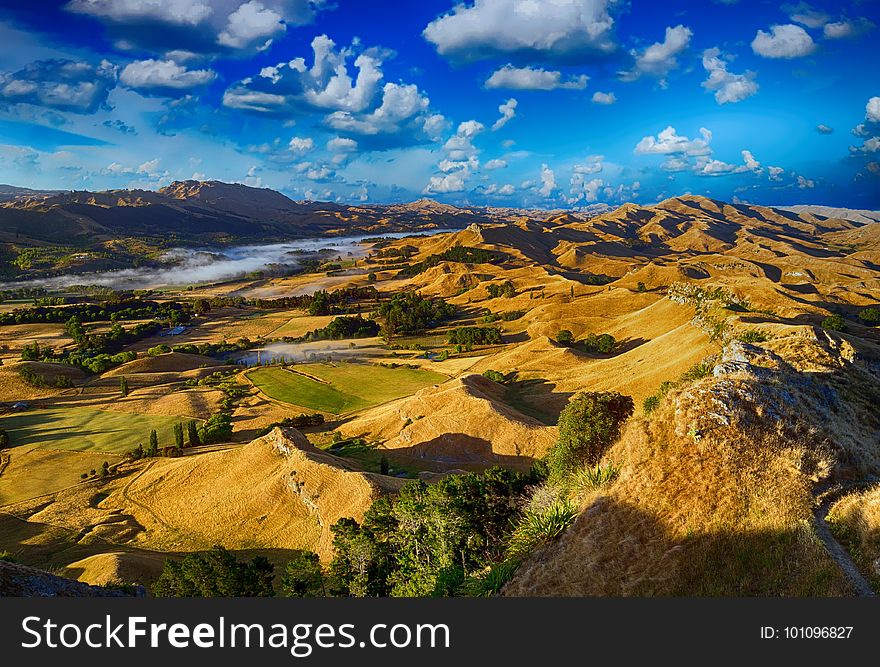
[[1, 407, 189, 454], [248, 362, 447, 414]]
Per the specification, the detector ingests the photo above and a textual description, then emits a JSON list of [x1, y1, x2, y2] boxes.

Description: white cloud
[[120, 59, 215, 92], [327, 137, 358, 152], [424, 120, 485, 194], [696, 158, 748, 176], [701, 48, 758, 104], [288, 136, 314, 153], [867, 97, 880, 123], [137, 157, 160, 175], [497, 184, 516, 195], [0, 58, 118, 113], [815, 124, 833, 134], [573, 155, 604, 174], [620, 25, 692, 83], [850, 137, 880, 154], [751, 24, 816, 59], [217, 1, 284, 50], [591, 91, 616, 104], [797, 175, 815, 188], [491, 98, 517, 130], [635, 126, 712, 156], [785, 3, 830, 29], [424, 171, 468, 194], [823, 18, 875, 39], [768, 166, 785, 181], [485, 65, 588, 91], [66, 0, 213, 26], [222, 88, 286, 111], [852, 123, 870, 138], [423, 0, 618, 62], [302, 42, 383, 113], [324, 82, 432, 137], [224, 35, 439, 145], [485, 159, 507, 170], [539, 163, 556, 197], [741, 150, 762, 174]]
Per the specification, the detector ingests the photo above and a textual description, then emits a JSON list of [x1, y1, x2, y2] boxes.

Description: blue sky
[[0, 0, 878, 209]]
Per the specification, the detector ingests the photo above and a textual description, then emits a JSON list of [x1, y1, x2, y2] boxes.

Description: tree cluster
[[447, 326, 502, 346]]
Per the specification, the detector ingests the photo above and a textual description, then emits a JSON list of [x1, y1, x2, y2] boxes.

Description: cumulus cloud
[[327, 137, 357, 152], [620, 25, 692, 83], [815, 124, 833, 134], [225, 35, 441, 147], [288, 136, 314, 153], [751, 24, 816, 59], [635, 126, 712, 156], [423, 0, 618, 62], [591, 91, 616, 104], [485, 183, 516, 196], [741, 150, 762, 174], [66, 0, 213, 26], [217, 1, 284, 50], [66, 0, 327, 54], [797, 175, 815, 188], [325, 82, 432, 139], [768, 166, 785, 181], [539, 163, 556, 197], [850, 137, 880, 154], [0, 58, 117, 113], [485, 65, 588, 91], [573, 155, 604, 174], [424, 120, 485, 194], [784, 3, 830, 28], [695, 158, 748, 176], [823, 17, 875, 40], [485, 159, 507, 170], [120, 59, 216, 93], [491, 98, 517, 130], [867, 97, 880, 123], [137, 157, 161, 175], [701, 48, 758, 104]]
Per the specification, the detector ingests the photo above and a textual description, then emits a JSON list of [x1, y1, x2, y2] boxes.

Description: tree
[[152, 546, 275, 597], [308, 290, 331, 316], [547, 392, 634, 480], [367, 272, 377, 283], [821, 314, 845, 332], [100, 461, 110, 478], [119, 376, 129, 397], [636, 281, 647, 292], [556, 330, 574, 346], [582, 333, 616, 354], [199, 413, 233, 444], [858, 307, 880, 325], [173, 423, 184, 451], [281, 550, 325, 597], [379, 455, 390, 475], [187, 421, 201, 448], [147, 430, 159, 457], [0, 429, 9, 449]]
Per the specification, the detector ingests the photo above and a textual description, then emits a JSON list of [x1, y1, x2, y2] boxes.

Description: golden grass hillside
[[504, 328, 880, 596], [339, 374, 556, 470], [1, 427, 404, 585]]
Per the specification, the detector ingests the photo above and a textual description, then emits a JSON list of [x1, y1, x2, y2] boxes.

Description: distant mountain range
[[0, 180, 564, 246]]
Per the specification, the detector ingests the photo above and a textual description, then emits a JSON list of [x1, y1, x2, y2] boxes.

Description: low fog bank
[[0, 231, 438, 292], [235, 340, 386, 366]]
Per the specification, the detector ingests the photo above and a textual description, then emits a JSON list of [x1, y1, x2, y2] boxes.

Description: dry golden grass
[[103, 351, 221, 375], [504, 329, 880, 597], [340, 374, 555, 471], [828, 486, 880, 588]]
